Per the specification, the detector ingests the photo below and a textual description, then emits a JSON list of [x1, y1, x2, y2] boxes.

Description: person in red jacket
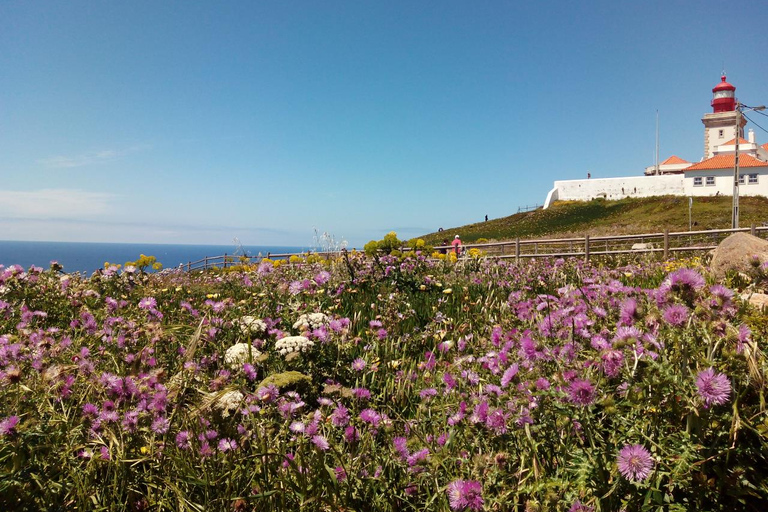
[[451, 235, 462, 256]]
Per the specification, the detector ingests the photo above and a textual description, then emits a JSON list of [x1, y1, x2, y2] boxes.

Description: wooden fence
[[184, 225, 767, 272]]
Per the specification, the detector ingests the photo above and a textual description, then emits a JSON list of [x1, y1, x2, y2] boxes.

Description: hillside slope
[[419, 196, 768, 245]]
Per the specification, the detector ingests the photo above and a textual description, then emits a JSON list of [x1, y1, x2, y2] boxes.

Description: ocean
[[0, 240, 306, 274]]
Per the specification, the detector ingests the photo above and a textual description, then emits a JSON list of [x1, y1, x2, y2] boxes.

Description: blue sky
[[2, 1, 767, 248]]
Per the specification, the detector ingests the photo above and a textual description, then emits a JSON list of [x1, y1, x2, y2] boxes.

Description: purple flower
[[82, 403, 99, 418], [359, 408, 381, 428], [352, 387, 371, 401], [619, 298, 638, 326], [330, 405, 350, 427], [393, 436, 410, 459], [617, 444, 654, 481], [446, 479, 484, 511], [567, 378, 596, 406], [218, 438, 238, 452], [151, 416, 170, 434], [419, 388, 438, 400], [662, 304, 689, 327], [314, 271, 331, 285], [0, 415, 19, 436], [662, 268, 706, 297], [243, 363, 258, 381], [569, 500, 594, 512], [312, 435, 330, 451], [138, 297, 157, 310], [175, 431, 191, 450], [407, 448, 429, 467], [500, 363, 519, 388], [351, 358, 366, 372], [696, 368, 731, 407], [343, 425, 360, 443], [601, 350, 624, 378]]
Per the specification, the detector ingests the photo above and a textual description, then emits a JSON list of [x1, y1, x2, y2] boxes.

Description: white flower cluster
[[275, 335, 315, 356], [292, 312, 328, 331], [223, 343, 261, 369], [215, 390, 244, 418], [238, 316, 267, 336]]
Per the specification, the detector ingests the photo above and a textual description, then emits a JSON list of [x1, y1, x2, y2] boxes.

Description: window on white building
[[739, 175, 745, 185], [749, 174, 758, 184], [693, 177, 703, 186], [718, 129, 724, 138], [706, 176, 715, 186]]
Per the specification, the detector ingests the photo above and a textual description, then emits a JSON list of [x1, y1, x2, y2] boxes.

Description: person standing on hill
[[451, 235, 462, 256]]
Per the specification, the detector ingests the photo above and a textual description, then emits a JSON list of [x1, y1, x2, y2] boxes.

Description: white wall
[[684, 170, 768, 197], [544, 175, 684, 207]]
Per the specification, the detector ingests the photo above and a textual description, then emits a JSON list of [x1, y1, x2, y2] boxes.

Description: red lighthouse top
[[711, 74, 736, 113]]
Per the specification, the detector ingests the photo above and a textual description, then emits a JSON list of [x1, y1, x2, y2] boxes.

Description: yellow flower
[[140, 446, 150, 455], [443, 288, 453, 294]]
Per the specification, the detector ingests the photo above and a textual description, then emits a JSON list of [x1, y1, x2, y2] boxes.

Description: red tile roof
[[763, 142, 768, 151], [660, 155, 689, 165], [723, 137, 751, 145], [685, 153, 768, 171]]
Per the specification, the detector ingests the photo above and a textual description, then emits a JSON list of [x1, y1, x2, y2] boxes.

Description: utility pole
[[732, 105, 741, 229]]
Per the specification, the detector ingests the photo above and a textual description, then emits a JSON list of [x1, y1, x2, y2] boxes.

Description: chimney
[[748, 129, 755, 144]]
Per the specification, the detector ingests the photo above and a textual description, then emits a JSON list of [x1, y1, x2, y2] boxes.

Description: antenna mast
[[654, 110, 660, 175]]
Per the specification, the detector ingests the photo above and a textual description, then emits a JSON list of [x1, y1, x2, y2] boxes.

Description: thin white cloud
[[38, 144, 151, 168], [0, 189, 115, 218]]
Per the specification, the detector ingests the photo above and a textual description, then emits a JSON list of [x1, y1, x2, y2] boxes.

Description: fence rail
[[184, 225, 767, 271]]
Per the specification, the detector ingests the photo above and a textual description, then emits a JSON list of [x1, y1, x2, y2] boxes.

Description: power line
[[742, 112, 768, 136]]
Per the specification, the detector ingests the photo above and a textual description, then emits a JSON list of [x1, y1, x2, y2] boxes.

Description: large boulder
[[710, 232, 768, 279]]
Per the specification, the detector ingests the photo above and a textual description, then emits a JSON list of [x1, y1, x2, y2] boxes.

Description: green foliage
[[419, 195, 768, 245], [124, 253, 162, 272]]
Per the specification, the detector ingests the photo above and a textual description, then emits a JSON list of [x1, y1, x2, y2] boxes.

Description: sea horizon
[[0, 240, 308, 274]]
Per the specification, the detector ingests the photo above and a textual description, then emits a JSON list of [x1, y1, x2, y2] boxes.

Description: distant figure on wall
[[587, 172, 591, 179], [440, 239, 449, 254], [485, 214, 488, 222], [451, 235, 462, 256]]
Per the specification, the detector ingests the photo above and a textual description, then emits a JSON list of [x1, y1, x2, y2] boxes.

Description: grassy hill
[[419, 195, 768, 245]]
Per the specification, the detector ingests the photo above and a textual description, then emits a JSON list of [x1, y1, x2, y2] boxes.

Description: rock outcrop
[[710, 232, 768, 279]]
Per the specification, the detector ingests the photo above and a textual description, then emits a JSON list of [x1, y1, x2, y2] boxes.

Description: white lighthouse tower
[[701, 74, 746, 159]]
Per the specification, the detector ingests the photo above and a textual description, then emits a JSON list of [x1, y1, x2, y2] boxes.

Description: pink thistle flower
[[175, 431, 191, 450], [311, 435, 330, 451], [0, 415, 19, 436], [218, 438, 238, 452], [567, 378, 596, 406], [662, 304, 689, 327], [696, 368, 731, 407], [446, 479, 484, 511], [351, 358, 366, 372], [138, 297, 157, 310], [617, 444, 654, 481]]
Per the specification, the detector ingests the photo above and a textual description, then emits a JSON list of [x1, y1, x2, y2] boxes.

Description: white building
[[545, 76, 768, 208]]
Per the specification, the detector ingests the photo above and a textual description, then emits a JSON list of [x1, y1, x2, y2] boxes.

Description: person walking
[[451, 235, 462, 256]]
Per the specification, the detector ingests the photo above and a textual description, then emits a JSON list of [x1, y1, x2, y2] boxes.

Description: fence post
[[204, 256, 208, 269], [584, 235, 590, 262], [515, 238, 520, 263], [751, 223, 756, 236], [187, 261, 190, 272], [663, 230, 669, 260]]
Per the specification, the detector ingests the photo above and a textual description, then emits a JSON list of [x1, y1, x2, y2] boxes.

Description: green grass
[[419, 195, 768, 245]]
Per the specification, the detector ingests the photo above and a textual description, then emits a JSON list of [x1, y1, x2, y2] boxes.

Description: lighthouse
[[701, 74, 746, 158]]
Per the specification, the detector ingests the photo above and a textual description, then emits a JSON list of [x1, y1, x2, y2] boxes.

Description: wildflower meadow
[[0, 249, 767, 511]]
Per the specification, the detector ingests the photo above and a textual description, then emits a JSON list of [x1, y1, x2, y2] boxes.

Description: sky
[[1, 1, 767, 248]]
